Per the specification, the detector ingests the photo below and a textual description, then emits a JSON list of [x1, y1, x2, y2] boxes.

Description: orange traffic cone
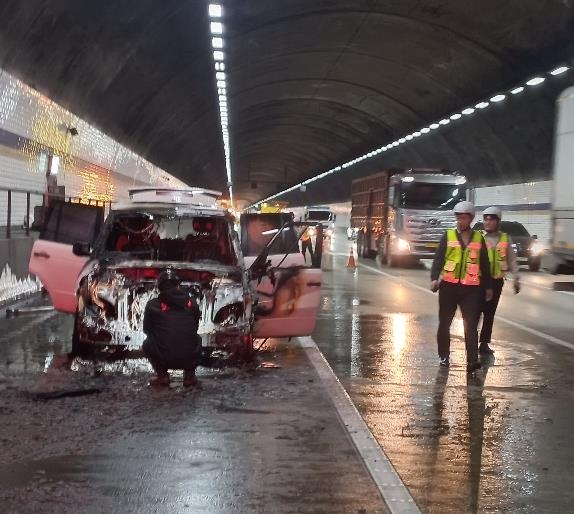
[[346, 247, 356, 268]]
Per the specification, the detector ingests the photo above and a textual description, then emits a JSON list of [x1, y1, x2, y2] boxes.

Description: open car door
[[29, 200, 104, 313], [240, 213, 323, 338]]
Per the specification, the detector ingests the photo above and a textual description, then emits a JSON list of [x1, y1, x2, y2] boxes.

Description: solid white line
[[297, 336, 422, 514], [359, 261, 574, 352]]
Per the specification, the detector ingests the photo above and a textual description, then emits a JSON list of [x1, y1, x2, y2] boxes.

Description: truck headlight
[[530, 242, 544, 256], [308, 227, 316, 237], [395, 238, 410, 252]]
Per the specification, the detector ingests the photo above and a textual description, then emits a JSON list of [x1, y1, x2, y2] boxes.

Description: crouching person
[[143, 269, 201, 388]]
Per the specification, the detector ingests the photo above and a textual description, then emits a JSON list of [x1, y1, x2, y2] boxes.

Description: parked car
[[473, 220, 544, 271], [29, 188, 323, 362]]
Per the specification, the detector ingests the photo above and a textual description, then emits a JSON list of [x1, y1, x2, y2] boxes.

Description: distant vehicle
[[549, 86, 574, 273], [304, 206, 336, 238], [29, 188, 323, 363], [351, 169, 470, 267], [473, 220, 544, 271]]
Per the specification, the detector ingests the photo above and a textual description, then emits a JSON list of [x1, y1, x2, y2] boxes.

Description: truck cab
[[304, 206, 336, 239]]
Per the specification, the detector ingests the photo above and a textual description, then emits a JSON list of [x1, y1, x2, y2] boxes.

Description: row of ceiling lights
[[208, 3, 233, 206], [251, 61, 572, 208]]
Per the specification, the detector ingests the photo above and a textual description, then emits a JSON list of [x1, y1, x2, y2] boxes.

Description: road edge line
[[297, 335, 422, 514]]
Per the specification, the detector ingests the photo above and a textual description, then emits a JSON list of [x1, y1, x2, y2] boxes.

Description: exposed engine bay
[[75, 263, 252, 352]]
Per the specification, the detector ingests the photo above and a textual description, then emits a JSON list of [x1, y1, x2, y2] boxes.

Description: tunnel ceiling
[[1, 1, 573, 208]]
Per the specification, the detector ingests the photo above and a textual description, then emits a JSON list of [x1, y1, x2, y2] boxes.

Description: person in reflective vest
[[478, 206, 520, 355], [430, 201, 493, 373]]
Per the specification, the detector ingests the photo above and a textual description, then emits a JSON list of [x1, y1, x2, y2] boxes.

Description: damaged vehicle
[[29, 188, 323, 363]]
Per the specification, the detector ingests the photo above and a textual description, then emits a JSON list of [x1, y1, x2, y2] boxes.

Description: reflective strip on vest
[[485, 232, 509, 279], [442, 229, 483, 286]]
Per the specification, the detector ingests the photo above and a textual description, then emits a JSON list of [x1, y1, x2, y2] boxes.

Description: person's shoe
[[439, 357, 450, 368], [466, 361, 482, 373], [149, 375, 170, 387], [479, 343, 495, 355]]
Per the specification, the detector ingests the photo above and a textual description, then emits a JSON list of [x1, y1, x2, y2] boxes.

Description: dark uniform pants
[[437, 282, 483, 364], [479, 278, 504, 344], [301, 239, 313, 261]]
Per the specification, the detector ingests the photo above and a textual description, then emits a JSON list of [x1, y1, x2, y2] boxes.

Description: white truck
[[549, 86, 574, 274], [304, 205, 336, 238]]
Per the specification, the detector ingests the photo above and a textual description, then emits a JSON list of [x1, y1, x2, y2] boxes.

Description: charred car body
[[29, 189, 323, 363]]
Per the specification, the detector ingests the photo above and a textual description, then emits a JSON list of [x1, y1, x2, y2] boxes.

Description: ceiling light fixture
[[526, 77, 545, 86], [207, 3, 233, 205], [550, 66, 569, 76]]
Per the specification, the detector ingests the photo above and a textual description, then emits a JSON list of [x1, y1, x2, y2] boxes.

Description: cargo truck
[[548, 86, 574, 274], [351, 169, 470, 266]]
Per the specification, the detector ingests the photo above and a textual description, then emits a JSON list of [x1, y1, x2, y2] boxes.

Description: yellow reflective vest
[[442, 229, 483, 286], [484, 231, 510, 279]]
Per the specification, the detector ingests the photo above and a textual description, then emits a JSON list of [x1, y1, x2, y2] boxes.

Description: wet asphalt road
[[0, 297, 385, 513], [314, 235, 574, 514], [2, 232, 574, 513]]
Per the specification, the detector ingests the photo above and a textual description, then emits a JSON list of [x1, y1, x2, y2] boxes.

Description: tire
[[528, 257, 541, 272]]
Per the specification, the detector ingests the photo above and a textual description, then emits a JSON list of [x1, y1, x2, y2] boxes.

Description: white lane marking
[[298, 336, 422, 514], [359, 261, 574, 352]]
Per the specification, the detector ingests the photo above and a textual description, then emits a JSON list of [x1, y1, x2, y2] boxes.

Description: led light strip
[[208, 3, 233, 206], [250, 61, 572, 209]]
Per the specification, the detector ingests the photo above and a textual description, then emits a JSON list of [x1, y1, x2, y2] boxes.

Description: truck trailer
[[351, 169, 470, 266], [549, 86, 574, 274]]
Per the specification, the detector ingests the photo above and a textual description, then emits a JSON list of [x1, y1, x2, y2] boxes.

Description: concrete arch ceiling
[[0, 1, 573, 207]]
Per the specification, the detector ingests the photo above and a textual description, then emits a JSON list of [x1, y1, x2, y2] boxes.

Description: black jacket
[[143, 288, 201, 369], [430, 230, 493, 289]]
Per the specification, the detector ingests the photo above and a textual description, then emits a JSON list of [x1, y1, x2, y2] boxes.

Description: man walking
[[478, 206, 520, 354], [430, 201, 493, 373], [143, 269, 202, 388]]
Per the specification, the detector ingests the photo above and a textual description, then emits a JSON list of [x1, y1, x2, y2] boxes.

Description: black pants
[[301, 239, 313, 261], [142, 337, 197, 375], [479, 278, 504, 344], [437, 282, 483, 364]]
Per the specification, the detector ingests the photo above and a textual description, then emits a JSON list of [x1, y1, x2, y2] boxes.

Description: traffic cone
[[346, 247, 356, 268]]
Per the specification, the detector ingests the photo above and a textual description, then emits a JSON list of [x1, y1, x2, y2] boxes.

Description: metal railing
[[1, 186, 112, 239]]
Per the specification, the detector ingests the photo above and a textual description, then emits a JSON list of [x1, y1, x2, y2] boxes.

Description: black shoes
[[479, 343, 495, 355], [439, 357, 450, 368], [467, 361, 482, 373]]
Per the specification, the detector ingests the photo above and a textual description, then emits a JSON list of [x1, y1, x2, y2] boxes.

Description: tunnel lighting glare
[[402, 176, 415, 182], [249, 60, 574, 209], [209, 4, 223, 17], [217, 80, 226, 88], [216, 71, 226, 80], [212, 37, 223, 48], [215, 62, 225, 71], [455, 177, 467, 185], [210, 22, 223, 34], [526, 77, 545, 86], [550, 66, 569, 75], [213, 50, 224, 61]]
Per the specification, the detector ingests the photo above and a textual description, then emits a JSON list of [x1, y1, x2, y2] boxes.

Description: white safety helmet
[[453, 200, 475, 215], [483, 206, 502, 220]]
